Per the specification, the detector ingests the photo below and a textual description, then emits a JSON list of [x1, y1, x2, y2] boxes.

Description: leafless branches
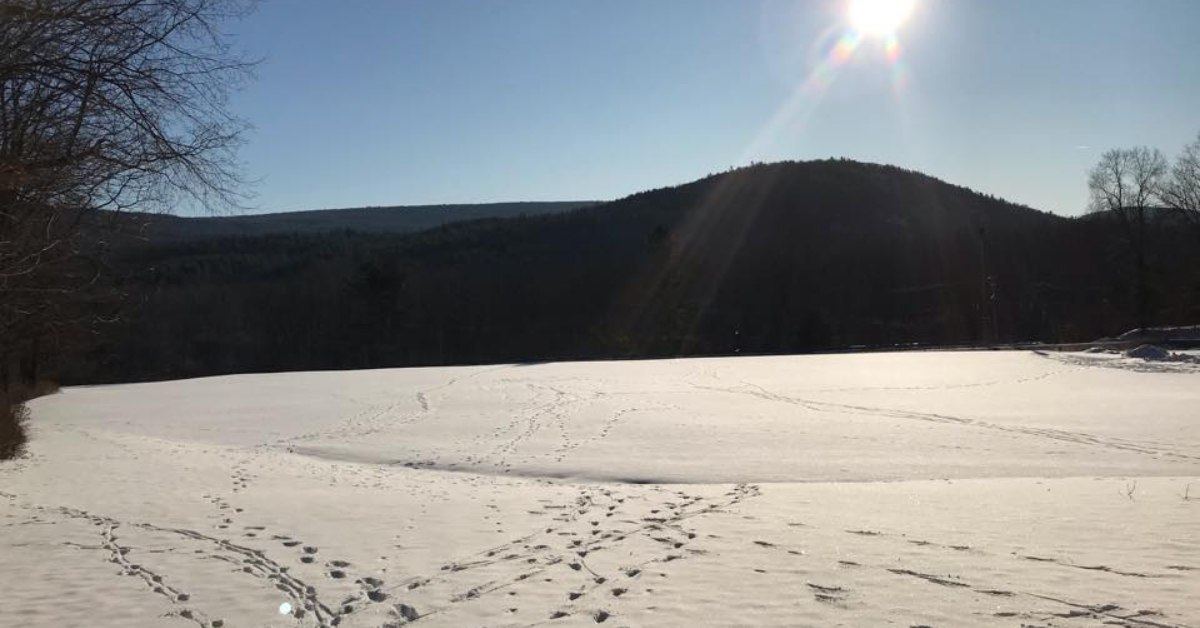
[[1086, 147, 1168, 328], [0, 0, 255, 371], [1159, 133, 1200, 237], [1087, 147, 1167, 219]]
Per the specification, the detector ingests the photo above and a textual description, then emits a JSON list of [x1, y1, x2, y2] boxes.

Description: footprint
[[392, 603, 419, 622], [808, 583, 846, 604], [550, 610, 570, 619], [593, 610, 611, 623], [366, 589, 388, 603]]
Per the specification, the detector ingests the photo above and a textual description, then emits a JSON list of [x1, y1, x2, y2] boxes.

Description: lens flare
[[849, 0, 916, 37], [884, 34, 901, 63], [831, 31, 862, 63], [737, 1, 917, 163]]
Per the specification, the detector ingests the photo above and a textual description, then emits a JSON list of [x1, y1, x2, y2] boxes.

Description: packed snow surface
[[2, 350, 1198, 627]]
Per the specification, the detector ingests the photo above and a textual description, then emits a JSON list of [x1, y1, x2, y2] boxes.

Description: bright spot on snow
[[279, 602, 292, 615]]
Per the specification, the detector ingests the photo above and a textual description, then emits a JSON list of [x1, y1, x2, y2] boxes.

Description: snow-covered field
[[2, 351, 1197, 627]]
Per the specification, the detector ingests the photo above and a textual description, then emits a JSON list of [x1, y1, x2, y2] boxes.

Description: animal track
[[703, 380, 1200, 464], [15, 479, 761, 627], [808, 583, 847, 604], [283, 483, 764, 623], [887, 568, 969, 588], [1020, 555, 1166, 579]]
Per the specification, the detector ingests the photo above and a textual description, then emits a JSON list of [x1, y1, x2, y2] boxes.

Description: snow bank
[[1118, 325, 1200, 345], [1125, 344, 1172, 360]]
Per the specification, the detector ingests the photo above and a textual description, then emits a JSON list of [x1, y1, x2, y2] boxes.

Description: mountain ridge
[[57, 159, 1198, 383], [130, 200, 598, 240]]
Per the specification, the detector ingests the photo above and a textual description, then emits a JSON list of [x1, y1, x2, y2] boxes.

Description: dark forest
[[49, 160, 1200, 384]]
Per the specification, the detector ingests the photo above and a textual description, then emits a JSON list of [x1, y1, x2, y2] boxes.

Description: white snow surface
[[2, 350, 1198, 627]]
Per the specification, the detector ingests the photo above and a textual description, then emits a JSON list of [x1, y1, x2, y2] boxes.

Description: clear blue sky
[[228, 0, 1200, 216]]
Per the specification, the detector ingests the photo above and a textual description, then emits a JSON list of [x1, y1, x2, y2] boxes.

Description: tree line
[[1, 0, 253, 456], [50, 159, 1200, 384], [1086, 137, 1200, 327]]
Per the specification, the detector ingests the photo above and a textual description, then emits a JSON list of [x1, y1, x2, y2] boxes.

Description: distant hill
[[130, 201, 596, 240], [56, 159, 1200, 383]]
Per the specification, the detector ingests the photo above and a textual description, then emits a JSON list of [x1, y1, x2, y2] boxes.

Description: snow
[[1125, 344, 1172, 360], [1, 350, 1197, 627], [1047, 347, 1200, 374], [1118, 325, 1200, 343]]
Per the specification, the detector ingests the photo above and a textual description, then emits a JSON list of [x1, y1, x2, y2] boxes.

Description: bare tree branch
[[0, 0, 256, 369], [1158, 132, 1200, 238], [1086, 146, 1168, 329]]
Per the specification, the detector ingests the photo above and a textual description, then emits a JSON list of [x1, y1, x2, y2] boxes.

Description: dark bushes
[[0, 382, 56, 460], [0, 393, 30, 460]]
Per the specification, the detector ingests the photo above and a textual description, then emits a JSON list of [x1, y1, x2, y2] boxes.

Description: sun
[[848, 0, 916, 37]]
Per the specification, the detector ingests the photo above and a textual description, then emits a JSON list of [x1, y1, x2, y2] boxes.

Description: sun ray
[[738, 1, 918, 162]]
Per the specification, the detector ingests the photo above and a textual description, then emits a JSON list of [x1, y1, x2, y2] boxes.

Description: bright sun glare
[[848, 0, 916, 37]]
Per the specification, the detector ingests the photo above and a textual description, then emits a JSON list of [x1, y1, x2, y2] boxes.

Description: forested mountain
[[119, 201, 595, 241], [55, 160, 1200, 383]]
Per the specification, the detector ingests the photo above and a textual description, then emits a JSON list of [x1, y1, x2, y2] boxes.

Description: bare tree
[[1159, 132, 1200, 239], [1087, 146, 1168, 329], [0, 0, 255, 383]]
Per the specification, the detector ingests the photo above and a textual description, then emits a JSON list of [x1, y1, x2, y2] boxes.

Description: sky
[[227, 0, 1200, 217]]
